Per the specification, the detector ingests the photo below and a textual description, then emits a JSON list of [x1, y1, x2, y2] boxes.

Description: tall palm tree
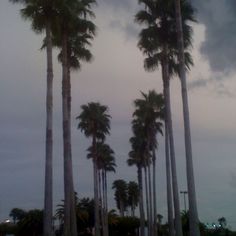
[[112, 179, 128, 217], [174, 1, 200, 235], [133, 91, 163, 236], [128, 90, 163, 236], [55, 1, 96, 235], [127, 181, 139, 217], [135, 1, 195, 235], [9, 1, 58, 235], [127, 137, 145, 236], [99, 144, 116, 236], [87, 142, 116, 236], [77, 102, 111, 236]]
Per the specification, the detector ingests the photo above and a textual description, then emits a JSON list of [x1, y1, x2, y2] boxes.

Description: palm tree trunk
[[138, 165, 145, 236], [152, 149, 158, 236], [99, 170, 105, 236], [174, 1, 200, 236], [102, 170, 108, 236], [165, 123, 175, 236], [120, 198, 125, 217], [62, 30, 71, 236], [93, 136, 100, 236], [44, 20, 53, 236], [131, 197, 135, 217], [104, 171, 109, 236], [62, 31, 77, 236], [147, 163, 153, 236], [67, 69, 77, 236], [162, 56, 183, 236], [144, 166, 150, 236]]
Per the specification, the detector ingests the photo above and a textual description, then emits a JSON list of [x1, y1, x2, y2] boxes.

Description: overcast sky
[[1, 0, 236, 229]]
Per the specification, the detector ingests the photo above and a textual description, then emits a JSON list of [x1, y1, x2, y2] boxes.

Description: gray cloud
[[229, 172, 236, 189], [105, 0, 236, 74], [98, 0, 135, 10], [192, 0, 236, 73], [188, 78, 208, 90], [214, 82, 235, 98], [188, 72, 236, 98], [109, 20, 139, 40]]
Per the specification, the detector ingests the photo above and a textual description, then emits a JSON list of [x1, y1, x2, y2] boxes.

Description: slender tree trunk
[[152, 149, 158, 236], [162, 57, 183, 236], [93, 136, 100, 236], [144, 166, 150, 236], [131, 196, 135, 217], [62, 31, 71, 236], [102, 171, 108, 236], [104, 171, 109, 236], [120, 197, 125, 217], [138, 166, 145, 236], [99, 170, 105, 236], [62, 31, 77, 236], [44, 20, 53, 236], [67, 59, 78, 236], [174, 1, 200, 236], [148, 163, 153, 236], [165, 123, 175, 236]]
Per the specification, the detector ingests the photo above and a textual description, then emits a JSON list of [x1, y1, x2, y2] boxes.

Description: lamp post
[[180, 191, 188, 212]]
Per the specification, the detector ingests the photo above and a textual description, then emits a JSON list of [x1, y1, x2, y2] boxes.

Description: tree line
[[2, 205, 233, 236], [9, 0, 202, 236]]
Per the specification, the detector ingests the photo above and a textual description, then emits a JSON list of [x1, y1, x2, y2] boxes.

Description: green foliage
[[0, 222, 17, 236], [87, 142, 116, 172], [9, 208, 26, 224], [9, 0, 60, 33], [128, 90, 164, 169], [76, 197, 95, 230], [54, 0, 97, 71], [16, 209, 43, 236], [77, 102, 111, 141], [136, 0, 195, 76], [55, 197, 95, 235], [112, 179, 128, 215], [109, 216, 140, 236], [127, 181, 139, 214]]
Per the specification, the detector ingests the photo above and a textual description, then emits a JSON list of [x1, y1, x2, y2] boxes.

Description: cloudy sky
[[1, 0, 236, 229]]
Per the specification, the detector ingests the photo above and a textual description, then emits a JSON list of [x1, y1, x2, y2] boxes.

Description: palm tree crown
[[77, 102, 111, 141], [136, 0, 195, 75]]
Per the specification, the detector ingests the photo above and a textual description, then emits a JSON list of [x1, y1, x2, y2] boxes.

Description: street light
[[180, 191, 188, 212]]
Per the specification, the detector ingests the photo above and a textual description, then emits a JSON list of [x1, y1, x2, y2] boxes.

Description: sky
[[1, 0, 236, 229]]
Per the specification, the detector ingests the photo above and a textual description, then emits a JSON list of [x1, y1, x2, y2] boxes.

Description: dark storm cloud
[[192, 0, 236, 73]]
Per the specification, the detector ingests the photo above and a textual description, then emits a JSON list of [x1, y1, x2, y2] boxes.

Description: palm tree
[[77, 102, 111, 236], [87, 142, 116, 236], [174, 1, 200, 235], [112, 179, 128, 217], [133, 90, 163, 236], [99, 144, 116, 236], [136, 1, 195, 235], [127, 181, 139, 217], [8, 1, 59, 235], [128, 91, 163, 236], [54, 1, 96, 236], [131, 117, 151, 236], [127, 137, 145, 236]]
